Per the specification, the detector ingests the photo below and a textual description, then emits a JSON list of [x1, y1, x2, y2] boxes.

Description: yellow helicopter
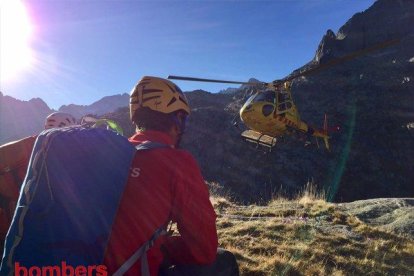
[[168, 39, 399, 151], [168, 75, 329, 150]]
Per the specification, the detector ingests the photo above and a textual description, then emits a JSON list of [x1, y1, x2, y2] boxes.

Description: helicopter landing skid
[[241, 130, 277, 150]]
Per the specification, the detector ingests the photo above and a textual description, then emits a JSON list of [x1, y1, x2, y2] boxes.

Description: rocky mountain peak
[[314, 0, 414, 64], [247, 78, 261, 83], [314, 29, 337, 63], [28, 97, 50, 111]]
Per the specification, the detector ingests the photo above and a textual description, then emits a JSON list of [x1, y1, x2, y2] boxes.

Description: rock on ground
[[338, 198, 414, 238]]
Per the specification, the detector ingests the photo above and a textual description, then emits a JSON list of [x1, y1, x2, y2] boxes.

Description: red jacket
[[103, 130, 218, 275], [0, 136, 36, 243]]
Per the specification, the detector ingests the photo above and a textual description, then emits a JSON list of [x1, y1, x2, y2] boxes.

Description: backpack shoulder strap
[[135, 141, 171, 151], [114, 141, 171, 276], [113, 225, 167, 276]]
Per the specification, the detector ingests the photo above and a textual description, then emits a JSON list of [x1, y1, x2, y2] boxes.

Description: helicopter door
[[276, 91, 293, 115]]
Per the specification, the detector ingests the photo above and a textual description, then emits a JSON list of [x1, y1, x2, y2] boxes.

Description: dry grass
[[213, 186, 414, 275]]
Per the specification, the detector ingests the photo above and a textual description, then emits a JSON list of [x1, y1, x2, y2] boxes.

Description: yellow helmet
[[130, 76, 191, 120]]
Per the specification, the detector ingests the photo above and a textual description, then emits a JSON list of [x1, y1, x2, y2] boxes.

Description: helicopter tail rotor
[[310, 114, 330, 150]]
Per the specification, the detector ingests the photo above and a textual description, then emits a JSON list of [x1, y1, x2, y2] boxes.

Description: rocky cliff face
[[291, 0, 414, 202], [181, 0, 414, 203], [315, 0, 414, 63]]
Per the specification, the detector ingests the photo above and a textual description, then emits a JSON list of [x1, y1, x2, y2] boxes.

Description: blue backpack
[[0, 126, 169, 275]]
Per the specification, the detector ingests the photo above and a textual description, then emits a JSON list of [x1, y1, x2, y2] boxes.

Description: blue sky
[[1, 0, 376, 109]]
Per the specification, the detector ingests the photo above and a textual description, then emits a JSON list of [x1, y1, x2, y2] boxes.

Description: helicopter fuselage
[[239, 85, 330, 150], [240, 88, 308, 138]]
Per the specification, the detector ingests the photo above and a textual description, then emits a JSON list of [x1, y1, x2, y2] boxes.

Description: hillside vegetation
[[212, 186, 414, 275]]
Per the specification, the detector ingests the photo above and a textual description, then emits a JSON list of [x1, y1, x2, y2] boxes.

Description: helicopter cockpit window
[[278, 102, 292, 112], [251, 90, 275, 104]]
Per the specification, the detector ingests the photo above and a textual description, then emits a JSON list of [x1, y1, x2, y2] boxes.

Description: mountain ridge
[[58, 93, 129, 118], [0, 92, 130, 144], [0, 92, 52, 143]]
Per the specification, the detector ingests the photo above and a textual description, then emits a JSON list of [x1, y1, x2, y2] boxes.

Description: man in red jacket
[[103, 76, 238, 275]]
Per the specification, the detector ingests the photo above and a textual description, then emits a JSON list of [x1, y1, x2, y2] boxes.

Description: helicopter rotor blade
[[168, 75, 266, 86], [280, 38, 401, 83]]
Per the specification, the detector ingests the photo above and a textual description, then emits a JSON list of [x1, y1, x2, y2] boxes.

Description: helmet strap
[[173, 112, 187, 135], [172, 112, 187, 148]]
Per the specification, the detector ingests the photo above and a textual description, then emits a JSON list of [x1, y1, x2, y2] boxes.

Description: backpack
[[0, 126, 169, 276], [0, 136, 36, 249]]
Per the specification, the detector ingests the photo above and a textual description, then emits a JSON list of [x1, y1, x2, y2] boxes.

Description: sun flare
[[0, 0, 34, 81]]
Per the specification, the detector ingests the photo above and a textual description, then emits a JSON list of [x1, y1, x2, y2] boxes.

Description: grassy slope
[[212, 190, 414, 275]]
